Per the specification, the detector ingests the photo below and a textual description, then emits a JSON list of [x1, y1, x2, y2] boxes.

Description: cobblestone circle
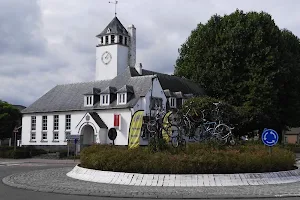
[[3, 167, 300, 199]]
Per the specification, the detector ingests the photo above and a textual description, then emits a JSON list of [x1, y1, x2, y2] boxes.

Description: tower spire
[[108, 0, 118, 17]]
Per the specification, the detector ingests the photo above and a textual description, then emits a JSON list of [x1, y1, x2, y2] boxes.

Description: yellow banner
[[162, 111, 172, 142], [128, 110, 144, 149]]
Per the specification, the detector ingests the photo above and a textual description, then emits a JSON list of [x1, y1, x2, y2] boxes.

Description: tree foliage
[[175, 10, 300, 137], [0, 100, 21, 140]]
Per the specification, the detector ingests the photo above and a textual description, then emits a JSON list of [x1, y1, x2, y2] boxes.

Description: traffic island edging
[[67, 164, 300, 187]]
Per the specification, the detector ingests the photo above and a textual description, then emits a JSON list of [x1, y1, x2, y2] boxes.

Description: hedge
[[0, 146, 47, 159], [80, 143, 296, 174]]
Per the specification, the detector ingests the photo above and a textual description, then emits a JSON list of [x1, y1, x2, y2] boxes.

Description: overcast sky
[[1, 0, 299, 107]]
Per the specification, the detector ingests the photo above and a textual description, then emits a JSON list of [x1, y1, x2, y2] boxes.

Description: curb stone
[[2, 167, 300, 199], [67, 164, 300, 187]]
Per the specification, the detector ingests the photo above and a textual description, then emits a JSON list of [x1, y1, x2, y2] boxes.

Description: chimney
[[127, 24, 136, 68], [135, 63, 143, 75]]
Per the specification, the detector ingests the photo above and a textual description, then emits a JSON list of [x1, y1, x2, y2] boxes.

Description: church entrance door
[[80, 125, 95, 151]]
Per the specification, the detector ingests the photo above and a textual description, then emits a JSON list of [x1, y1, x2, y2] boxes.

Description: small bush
[[80, 143, 296, 174], [0, 146, 47, 159]]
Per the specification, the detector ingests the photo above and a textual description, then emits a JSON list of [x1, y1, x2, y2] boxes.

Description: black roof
[[13, 105, 26, 111], [129, 68, 205, 96], [89, 112, 108, 128], [96, 17, 129, 38]]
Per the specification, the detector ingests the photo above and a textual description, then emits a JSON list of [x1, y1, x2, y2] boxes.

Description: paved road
[[0, 159, 299, 200]]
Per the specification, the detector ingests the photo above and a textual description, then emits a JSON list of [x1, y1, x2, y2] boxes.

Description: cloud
[[1, 0, 300, 107], [0, 0, 46, 56]]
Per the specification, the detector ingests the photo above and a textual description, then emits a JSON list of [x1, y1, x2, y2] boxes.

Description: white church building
[[21, 16, 204, 151]]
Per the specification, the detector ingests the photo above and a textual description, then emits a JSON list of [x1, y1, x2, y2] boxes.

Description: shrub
[[0, 146, 47, 159], [80, 143, 296, 174]]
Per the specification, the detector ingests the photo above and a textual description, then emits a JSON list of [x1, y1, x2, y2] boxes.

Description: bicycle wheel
[[214, 124, 231, 140], [228, 135, 236, 146], [168, 112, 182, 125], [163, 124, 181, 138], [171, 136, 179, 148], [147, 120, 157, 133], [190, 114, 203, 124], [198, 127, 214, 143], [211, 133, 227, 145]]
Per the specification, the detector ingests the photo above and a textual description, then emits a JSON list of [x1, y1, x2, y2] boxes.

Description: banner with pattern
[[162, 111, 172, 142], [128, 110, 144, 149]]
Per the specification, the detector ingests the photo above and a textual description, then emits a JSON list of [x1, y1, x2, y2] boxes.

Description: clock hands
[[101, 51, 112, 64]]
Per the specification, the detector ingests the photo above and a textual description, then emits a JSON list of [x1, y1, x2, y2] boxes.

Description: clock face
[[101, 51, 112, 65]]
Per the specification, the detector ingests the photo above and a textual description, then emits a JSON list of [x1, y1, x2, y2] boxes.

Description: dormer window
[[100, 94, 110, 106], [85, 95, 93, 107], [117, 93, 127, 105], [169, 97, 176, 108]]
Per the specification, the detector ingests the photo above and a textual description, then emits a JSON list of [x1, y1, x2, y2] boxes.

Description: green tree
[[174, 10, 300, 140], [0, 100, 21, 140]]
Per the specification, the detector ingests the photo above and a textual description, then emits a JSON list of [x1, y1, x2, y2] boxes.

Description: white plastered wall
[[95, 44, 129, 81], [21, 108, 132, 146]]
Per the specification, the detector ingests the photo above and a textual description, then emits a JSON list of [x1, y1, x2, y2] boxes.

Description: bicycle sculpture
[[141, 101, 236, 149], [168, 101, 236, 146], [142, 105, 185, 149]]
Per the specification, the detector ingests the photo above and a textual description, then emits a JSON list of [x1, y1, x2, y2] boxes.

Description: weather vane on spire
[[108, 0, 118, 17]]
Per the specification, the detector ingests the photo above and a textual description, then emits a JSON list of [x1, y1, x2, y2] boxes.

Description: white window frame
[[117, 93, 127, 105], [53, 132, 59, 141], [65, 115, 71, 131], [31, 116, 36, 131], [169, 97, 176, 108], [30, 132, 36, 141], [42, 116, 47, 131], [53, 115, 59, 131], [42, 132, 47, 141], [85, 95, 93, 107], [100, 94, 110, 106], [182, 99, 187, 106]]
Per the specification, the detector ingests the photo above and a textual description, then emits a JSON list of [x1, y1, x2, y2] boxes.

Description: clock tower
[[95, 17, 136, 81]]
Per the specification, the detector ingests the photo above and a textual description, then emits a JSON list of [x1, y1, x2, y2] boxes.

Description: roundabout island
[[3, 143, 300, 199]]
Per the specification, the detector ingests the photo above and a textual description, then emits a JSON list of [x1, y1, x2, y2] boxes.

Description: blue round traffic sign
[[262, 129, 279, 147]]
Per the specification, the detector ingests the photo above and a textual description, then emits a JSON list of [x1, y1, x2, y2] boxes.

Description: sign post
[[74, 138, 77, 161], [66, 135, 80, 161], [108, 128, 117, 145], [13, 128, 18, 151], [261, 128, 279, 155]]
